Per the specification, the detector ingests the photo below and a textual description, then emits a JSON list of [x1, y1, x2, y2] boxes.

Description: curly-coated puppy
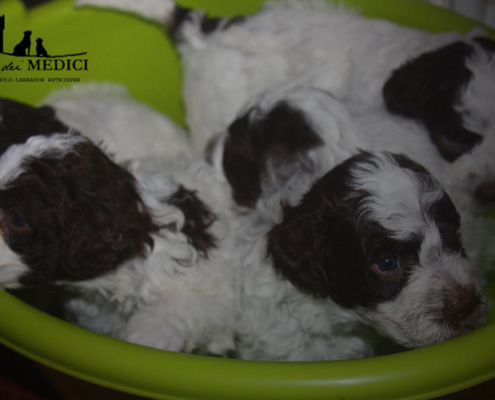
[[221, 84, 495, 272], [234, 86, 494, 270], [0, 100, 235, 355], [76, 0, 495, 213], [209, 78, 495, 271], [213, 87, 488, 361]]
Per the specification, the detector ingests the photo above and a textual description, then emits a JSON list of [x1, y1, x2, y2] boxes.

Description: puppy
[[215, 87, 488, 361], [13, 30, 31, 56], [75, 0, 495, 162], [221, 83, 494, 272], [0, 100, 235, 355], [41, 83, 192, 163], [36, 38, 48, 57]]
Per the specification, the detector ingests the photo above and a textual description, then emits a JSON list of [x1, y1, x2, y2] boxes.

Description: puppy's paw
[[118, 319, 186, 352], [204, 330, 235, 355]]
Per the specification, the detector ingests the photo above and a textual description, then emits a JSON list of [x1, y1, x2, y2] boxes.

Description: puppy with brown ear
[[76, 0, 495, 162], [216, 87, 487, 361], [0, 99, 236, 355], [219, 82, 495, 274]]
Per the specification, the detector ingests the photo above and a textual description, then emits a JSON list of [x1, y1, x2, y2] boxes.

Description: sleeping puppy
[[76, 0, 495, 166], [382, 38, 495, 209], [0, 100, 235, 355], [213, 87, 488, 361], [75, 0, 495, 225]]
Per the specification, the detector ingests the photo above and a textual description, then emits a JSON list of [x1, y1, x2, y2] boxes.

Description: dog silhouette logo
[[13, 30, 31, 56], [0, 15, 86, 58], [36, 38, 48, 57]]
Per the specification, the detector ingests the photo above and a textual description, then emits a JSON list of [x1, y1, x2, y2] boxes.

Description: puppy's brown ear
[[266, 199, 332, 298], [383, 41, 482, 162], [222, 102, 323, 207], [0, 100, 70, 156], [37, 105, 57, 119], [473, 36, 495, 52], [266, 156, 364, 303]]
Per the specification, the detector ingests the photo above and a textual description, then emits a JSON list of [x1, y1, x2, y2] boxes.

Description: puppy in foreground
[[0, 99, 235, 355], [0, 95, 487, 361], [212, 87, 488, 361]]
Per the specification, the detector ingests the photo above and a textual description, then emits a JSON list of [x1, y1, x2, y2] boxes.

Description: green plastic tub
[[0, 1, 494, 399]]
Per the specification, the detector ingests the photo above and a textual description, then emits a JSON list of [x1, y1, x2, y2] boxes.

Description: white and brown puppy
[[0, 99, 235, 355], [214, 88, 488, 361], [76, 0, 495, 177], [209, 78, 495, 269]]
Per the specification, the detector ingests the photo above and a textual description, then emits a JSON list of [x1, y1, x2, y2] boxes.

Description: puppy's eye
[[443, 134, 462, 145], [436, 134, 469, 160], [375, 257, 400, 273], [371, 257, 403, 284], [435, 130, 483, 162], [8, 212, 28, 229]]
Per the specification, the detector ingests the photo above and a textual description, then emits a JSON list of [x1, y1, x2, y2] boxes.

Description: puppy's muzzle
[[474, 181, 495, 207], [443, 284, 487, 332]]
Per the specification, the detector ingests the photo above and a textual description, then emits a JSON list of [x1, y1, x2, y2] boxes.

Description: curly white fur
[[72, 157, 236, 353], [41, 82, 192, 163]]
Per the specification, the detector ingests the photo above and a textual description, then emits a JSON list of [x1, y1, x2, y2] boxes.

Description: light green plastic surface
[[0, 0, 494, 399]]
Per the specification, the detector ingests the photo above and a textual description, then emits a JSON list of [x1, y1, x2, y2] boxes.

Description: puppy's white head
[[383, 37, 495, 212], [267, 151, 487, 348]]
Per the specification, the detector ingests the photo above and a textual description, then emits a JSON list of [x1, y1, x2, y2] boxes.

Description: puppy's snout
[[474, 181, 495, 206], [443, 285, 483, 330]]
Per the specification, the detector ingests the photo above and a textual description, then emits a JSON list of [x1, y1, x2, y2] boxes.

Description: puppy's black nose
[[474, 181, 495, 206], [444, 285, 481, 330]]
